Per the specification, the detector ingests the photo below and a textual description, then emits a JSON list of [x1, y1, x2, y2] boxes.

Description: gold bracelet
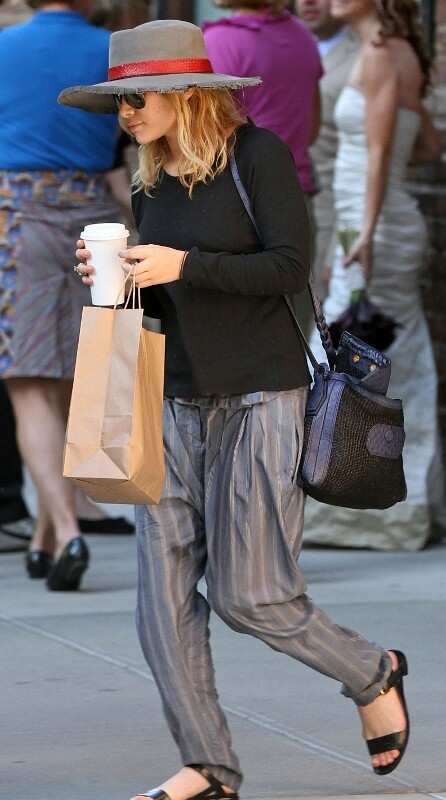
[[179, 250, 189, 280]]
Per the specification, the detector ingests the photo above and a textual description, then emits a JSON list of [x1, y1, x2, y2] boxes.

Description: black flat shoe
[[25, 550, 53, 579], [46, 536, 89, 591], [367, 649, 409, 775], [77, 515, 134, 535], [139, 764, 239, 800]]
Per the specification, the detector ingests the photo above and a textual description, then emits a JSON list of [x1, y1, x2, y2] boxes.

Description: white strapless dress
[[306, 86, 446, 550]]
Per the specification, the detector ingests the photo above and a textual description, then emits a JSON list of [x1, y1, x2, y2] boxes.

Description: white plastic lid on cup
[[81, 222, 130, 241]]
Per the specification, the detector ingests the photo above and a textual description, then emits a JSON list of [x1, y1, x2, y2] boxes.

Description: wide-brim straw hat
[[58, 19, 261, 114]]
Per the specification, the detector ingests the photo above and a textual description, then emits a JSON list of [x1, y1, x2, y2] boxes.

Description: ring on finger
[[73, 265, 83, 277]]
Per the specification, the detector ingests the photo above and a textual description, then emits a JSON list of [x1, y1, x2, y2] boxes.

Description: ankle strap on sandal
[[378, 651, 408, 696], [187, 764, 237, 799]]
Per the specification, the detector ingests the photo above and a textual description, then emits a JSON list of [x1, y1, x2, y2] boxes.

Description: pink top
[[203, 10, 323, 194]]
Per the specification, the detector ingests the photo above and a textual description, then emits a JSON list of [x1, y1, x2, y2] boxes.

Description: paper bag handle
[[114, 265, 142, 310]]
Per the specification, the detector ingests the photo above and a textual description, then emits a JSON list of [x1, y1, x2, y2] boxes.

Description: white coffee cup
[[80, 222, 130, 306]]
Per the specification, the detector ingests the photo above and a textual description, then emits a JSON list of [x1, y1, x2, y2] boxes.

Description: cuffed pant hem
[[341, 649, 393, 706]]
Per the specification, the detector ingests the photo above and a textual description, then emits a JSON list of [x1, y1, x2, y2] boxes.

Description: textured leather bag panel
[[300, 365, 407, 509]]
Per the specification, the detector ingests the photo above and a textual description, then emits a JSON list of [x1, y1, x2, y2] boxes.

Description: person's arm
[[105, 132, 137, 237], [106, 165, 135, 234], [343, 45, 399, 281], [321, 226, 339, 289], [410, 102, 442, 165], [176, 132, 311, 296], [309, 84, 322, 146], [112, 129, 311, 297], [76, 130, 311, 296]]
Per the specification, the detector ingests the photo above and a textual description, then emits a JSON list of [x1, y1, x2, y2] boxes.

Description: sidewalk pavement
[[1, 531, 445, 800]]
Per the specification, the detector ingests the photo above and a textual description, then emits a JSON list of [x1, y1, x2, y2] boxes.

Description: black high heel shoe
[[139, 764, 239, 800], [25, 550, 53, 579], [367, 649, 409, 776], [46, 536, 89, 591]]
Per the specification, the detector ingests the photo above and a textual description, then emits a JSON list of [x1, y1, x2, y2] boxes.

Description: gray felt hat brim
[[58, 74, 261, 114], [58, 19, 261, 114]]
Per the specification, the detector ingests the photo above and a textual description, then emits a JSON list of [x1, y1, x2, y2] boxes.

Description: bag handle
[[114, 265, 142, 310], [228, 151, 336, 370]]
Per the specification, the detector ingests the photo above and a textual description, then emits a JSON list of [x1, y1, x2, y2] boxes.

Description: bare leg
[[74, 488, 107, 520], [7, 377, 81, 558], [31, 484, 55, 554], [58, 381, 107, 522]]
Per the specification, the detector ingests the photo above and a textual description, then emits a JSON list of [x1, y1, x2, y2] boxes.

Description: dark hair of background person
[[376, 0, 432, 93], [213, 0, 289, 8], [88, 0, 150, 30], [25, 0, 75, 7]]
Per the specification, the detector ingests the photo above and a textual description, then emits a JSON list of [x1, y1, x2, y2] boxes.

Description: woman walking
[[61, 19, 409, 799]]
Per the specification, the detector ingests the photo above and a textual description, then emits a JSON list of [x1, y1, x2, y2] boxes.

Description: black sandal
[[367, 649, 409, 776], [139, 764, 239, 800]]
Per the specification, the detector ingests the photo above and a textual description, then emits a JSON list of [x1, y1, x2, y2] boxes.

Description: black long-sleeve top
[[133, 123, 311, 397]]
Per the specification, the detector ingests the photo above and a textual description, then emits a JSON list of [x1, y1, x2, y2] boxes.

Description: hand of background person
[[342, 231, 373, 283], [120, 244, 187, 287]]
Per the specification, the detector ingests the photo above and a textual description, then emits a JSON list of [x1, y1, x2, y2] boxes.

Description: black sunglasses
[[114, 92, 146, 111]]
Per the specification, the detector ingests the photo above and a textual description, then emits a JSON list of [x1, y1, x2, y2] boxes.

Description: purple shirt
[[203, 11, 323, 194]]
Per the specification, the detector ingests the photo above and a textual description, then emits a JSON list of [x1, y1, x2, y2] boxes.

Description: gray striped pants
[[135, 389, 391, 790]]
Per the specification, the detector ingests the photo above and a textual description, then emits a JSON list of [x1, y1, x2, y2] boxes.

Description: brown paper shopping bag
[[63, 305, 165, 504]]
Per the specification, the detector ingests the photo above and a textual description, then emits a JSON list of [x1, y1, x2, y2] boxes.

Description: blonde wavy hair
[[126, 89, 246, 196], [378, 0, 433, 94]]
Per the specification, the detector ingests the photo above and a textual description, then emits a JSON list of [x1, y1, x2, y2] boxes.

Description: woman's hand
[[343, 231, 373, 283], [74, 238, 134, 287], [74, 239, 95, 286], [74, 240, 187, 288], [121, 244, 186, 287]]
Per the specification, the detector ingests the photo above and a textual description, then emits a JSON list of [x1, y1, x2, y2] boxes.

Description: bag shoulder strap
[[228, 150, 336, 370]]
